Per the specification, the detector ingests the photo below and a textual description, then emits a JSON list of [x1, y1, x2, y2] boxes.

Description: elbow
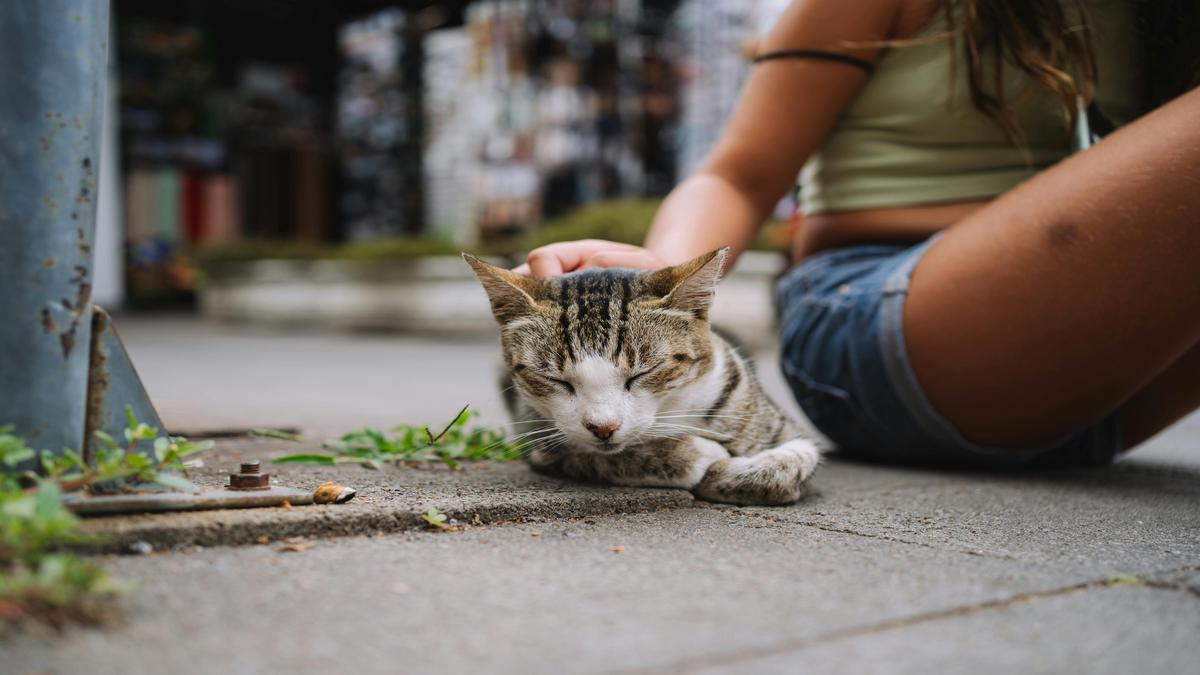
[[694, 161, 797, 219]]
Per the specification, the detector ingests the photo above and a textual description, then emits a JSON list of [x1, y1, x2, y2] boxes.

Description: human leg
[[904, 88, 1200, 448], [1120, 341, 1200, 448]]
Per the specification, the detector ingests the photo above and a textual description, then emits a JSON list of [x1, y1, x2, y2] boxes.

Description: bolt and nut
[[228, 460, 270, 490]]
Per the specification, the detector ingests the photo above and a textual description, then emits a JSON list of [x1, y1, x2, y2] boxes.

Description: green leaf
[[421, 507, 449, 528], [128, 423, 157, 442], [173, 438, 214, 457], [2, 446, 34, 467], [153, 437, 170, 462], [2, 494, 37, 518], [272, 453, 337, 465], [248, 428, 304, 442], [153, 473, 198, 493], [125, 404, 139, 431], [93, 430, 119, 450], [34, 481, 64, 519]]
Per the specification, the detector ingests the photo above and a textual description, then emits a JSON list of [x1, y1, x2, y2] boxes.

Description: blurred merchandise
[[423, 27, 478, 243], [111, 0, 793, 309], [337, 8, 423, 241], [118, 19, 230, 305]]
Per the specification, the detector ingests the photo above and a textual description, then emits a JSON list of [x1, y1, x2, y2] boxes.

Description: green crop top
[[799, 0, 1142, 216]]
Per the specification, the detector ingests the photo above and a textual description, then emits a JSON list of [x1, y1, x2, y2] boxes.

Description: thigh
[[904, 90, 1200, 448], [1121, 341, 1200, 448]]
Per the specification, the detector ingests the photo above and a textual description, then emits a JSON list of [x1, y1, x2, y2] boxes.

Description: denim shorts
[[775, 238, 1122, 469]]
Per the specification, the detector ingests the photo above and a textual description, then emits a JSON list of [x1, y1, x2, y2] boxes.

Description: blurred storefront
[[106, 0, 791, 308]]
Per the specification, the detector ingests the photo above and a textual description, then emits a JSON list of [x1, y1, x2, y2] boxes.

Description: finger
[[525, 240, 640, 278], [512, 263, 532, 276], [526, 249, 565, 278], [581, 250, 665, 271]]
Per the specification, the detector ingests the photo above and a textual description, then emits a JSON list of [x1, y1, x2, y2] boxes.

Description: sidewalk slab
[[742, 458, 1200, 576], [12, 508, 1174, 675], [691, 584, 1200, 675]]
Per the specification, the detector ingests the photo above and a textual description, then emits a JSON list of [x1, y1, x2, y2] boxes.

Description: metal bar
[[62, 486, 317, 516], [0, 1, 111, 463]]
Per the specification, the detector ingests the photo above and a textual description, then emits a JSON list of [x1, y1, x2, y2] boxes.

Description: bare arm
[[520, 0, 906, 277]]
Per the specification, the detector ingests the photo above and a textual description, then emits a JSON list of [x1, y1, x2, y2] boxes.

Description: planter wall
[[199, 253, 789, 348]]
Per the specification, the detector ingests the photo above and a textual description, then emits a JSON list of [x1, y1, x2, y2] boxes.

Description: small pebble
[[129, 540, 153, 555]]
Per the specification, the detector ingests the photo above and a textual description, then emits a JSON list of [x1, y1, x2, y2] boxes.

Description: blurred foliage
[[1, 409, 212, 629], [270, 406, 522, 470], [196, 199, 794, 265], [528, 198, 792, 254]]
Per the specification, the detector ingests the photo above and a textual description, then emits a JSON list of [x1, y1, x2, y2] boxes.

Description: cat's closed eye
[[546, 376, 575, 394], [625, 368, 654, 390]]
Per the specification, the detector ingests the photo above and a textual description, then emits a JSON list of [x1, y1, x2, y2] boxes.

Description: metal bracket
[[85, 306, 166, 460]]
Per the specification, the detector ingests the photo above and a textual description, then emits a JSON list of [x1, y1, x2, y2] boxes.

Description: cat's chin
[[577, 441, 627, 456]]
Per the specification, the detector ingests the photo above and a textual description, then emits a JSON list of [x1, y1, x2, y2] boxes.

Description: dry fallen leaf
[[610, 545, 625, 554], [280, 500, 293, 510], [314, 481, 357, 504], [530, 531, 542, 537], [277, 538, 314, 553], [256, 535, 270, 545]]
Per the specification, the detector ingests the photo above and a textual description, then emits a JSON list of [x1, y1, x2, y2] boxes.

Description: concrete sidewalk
[[7, 316, 1199, 673]]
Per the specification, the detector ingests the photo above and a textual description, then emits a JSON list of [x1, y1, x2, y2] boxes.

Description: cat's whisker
[[653, 414, 750, 422], [503, 428, 562, 446], [647, 423, 716, 437], [656, 409, 752, 419], [505, 426, 556, 440], [514, 434, 566, 457], [647, 422, 735, 442], [479, 427, 561, 455]]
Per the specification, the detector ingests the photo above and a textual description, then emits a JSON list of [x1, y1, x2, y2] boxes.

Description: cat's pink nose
[[585, 421, 620, 441]]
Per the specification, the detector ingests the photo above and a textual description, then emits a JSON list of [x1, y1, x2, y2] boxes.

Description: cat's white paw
[[766, 437, 822, 483], [693, 437, 819, 506], [685, 436, 733, 487]]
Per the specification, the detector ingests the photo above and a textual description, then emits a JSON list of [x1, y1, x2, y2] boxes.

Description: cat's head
[[464, 249, 728, 454]]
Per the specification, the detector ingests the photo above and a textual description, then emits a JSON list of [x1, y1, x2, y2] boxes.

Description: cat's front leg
[[604, 436, 731, 490], [693, 437, 820, 506]]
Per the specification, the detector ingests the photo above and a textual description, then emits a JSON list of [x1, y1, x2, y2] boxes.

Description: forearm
[[644, 172, 772, 268]]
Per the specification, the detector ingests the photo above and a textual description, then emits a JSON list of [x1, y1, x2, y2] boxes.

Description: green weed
[[421, 507, 451, 530], [270, 406, 522, 470], [1, 408, 212, 628]]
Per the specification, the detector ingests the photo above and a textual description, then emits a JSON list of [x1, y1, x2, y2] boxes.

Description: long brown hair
[[943, 0, 1097, 146]]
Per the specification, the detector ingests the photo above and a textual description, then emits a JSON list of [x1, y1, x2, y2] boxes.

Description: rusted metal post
[[0, 2, 110, 460]]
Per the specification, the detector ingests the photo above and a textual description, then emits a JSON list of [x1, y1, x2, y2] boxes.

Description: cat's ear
[[463, 254, 543, 324], [645, 247, 729, 319]]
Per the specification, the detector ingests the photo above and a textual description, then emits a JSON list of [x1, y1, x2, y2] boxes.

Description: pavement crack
[[615, 577, 1155, 675], [716, 506, 1020, 561]]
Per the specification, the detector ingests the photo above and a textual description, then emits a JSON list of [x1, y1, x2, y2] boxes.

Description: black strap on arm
[[752, 49, 875, 74]]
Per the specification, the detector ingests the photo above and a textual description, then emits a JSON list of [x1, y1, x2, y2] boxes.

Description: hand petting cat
[[514, 239, 668, 278]]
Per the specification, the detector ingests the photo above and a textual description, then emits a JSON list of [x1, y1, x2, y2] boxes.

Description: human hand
[[514, 239, 668, 278]]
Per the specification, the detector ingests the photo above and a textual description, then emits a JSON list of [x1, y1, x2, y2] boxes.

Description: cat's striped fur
[[465, 248, 820, 505]]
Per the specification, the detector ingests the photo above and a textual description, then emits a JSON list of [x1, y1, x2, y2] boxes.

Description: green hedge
[[196, 199, 790, 264]]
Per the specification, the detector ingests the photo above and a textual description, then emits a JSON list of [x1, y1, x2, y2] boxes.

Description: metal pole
[[0, 1, 110, 459]]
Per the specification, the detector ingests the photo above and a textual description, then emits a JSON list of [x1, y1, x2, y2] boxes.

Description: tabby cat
[[464, 248, 820, 505]]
